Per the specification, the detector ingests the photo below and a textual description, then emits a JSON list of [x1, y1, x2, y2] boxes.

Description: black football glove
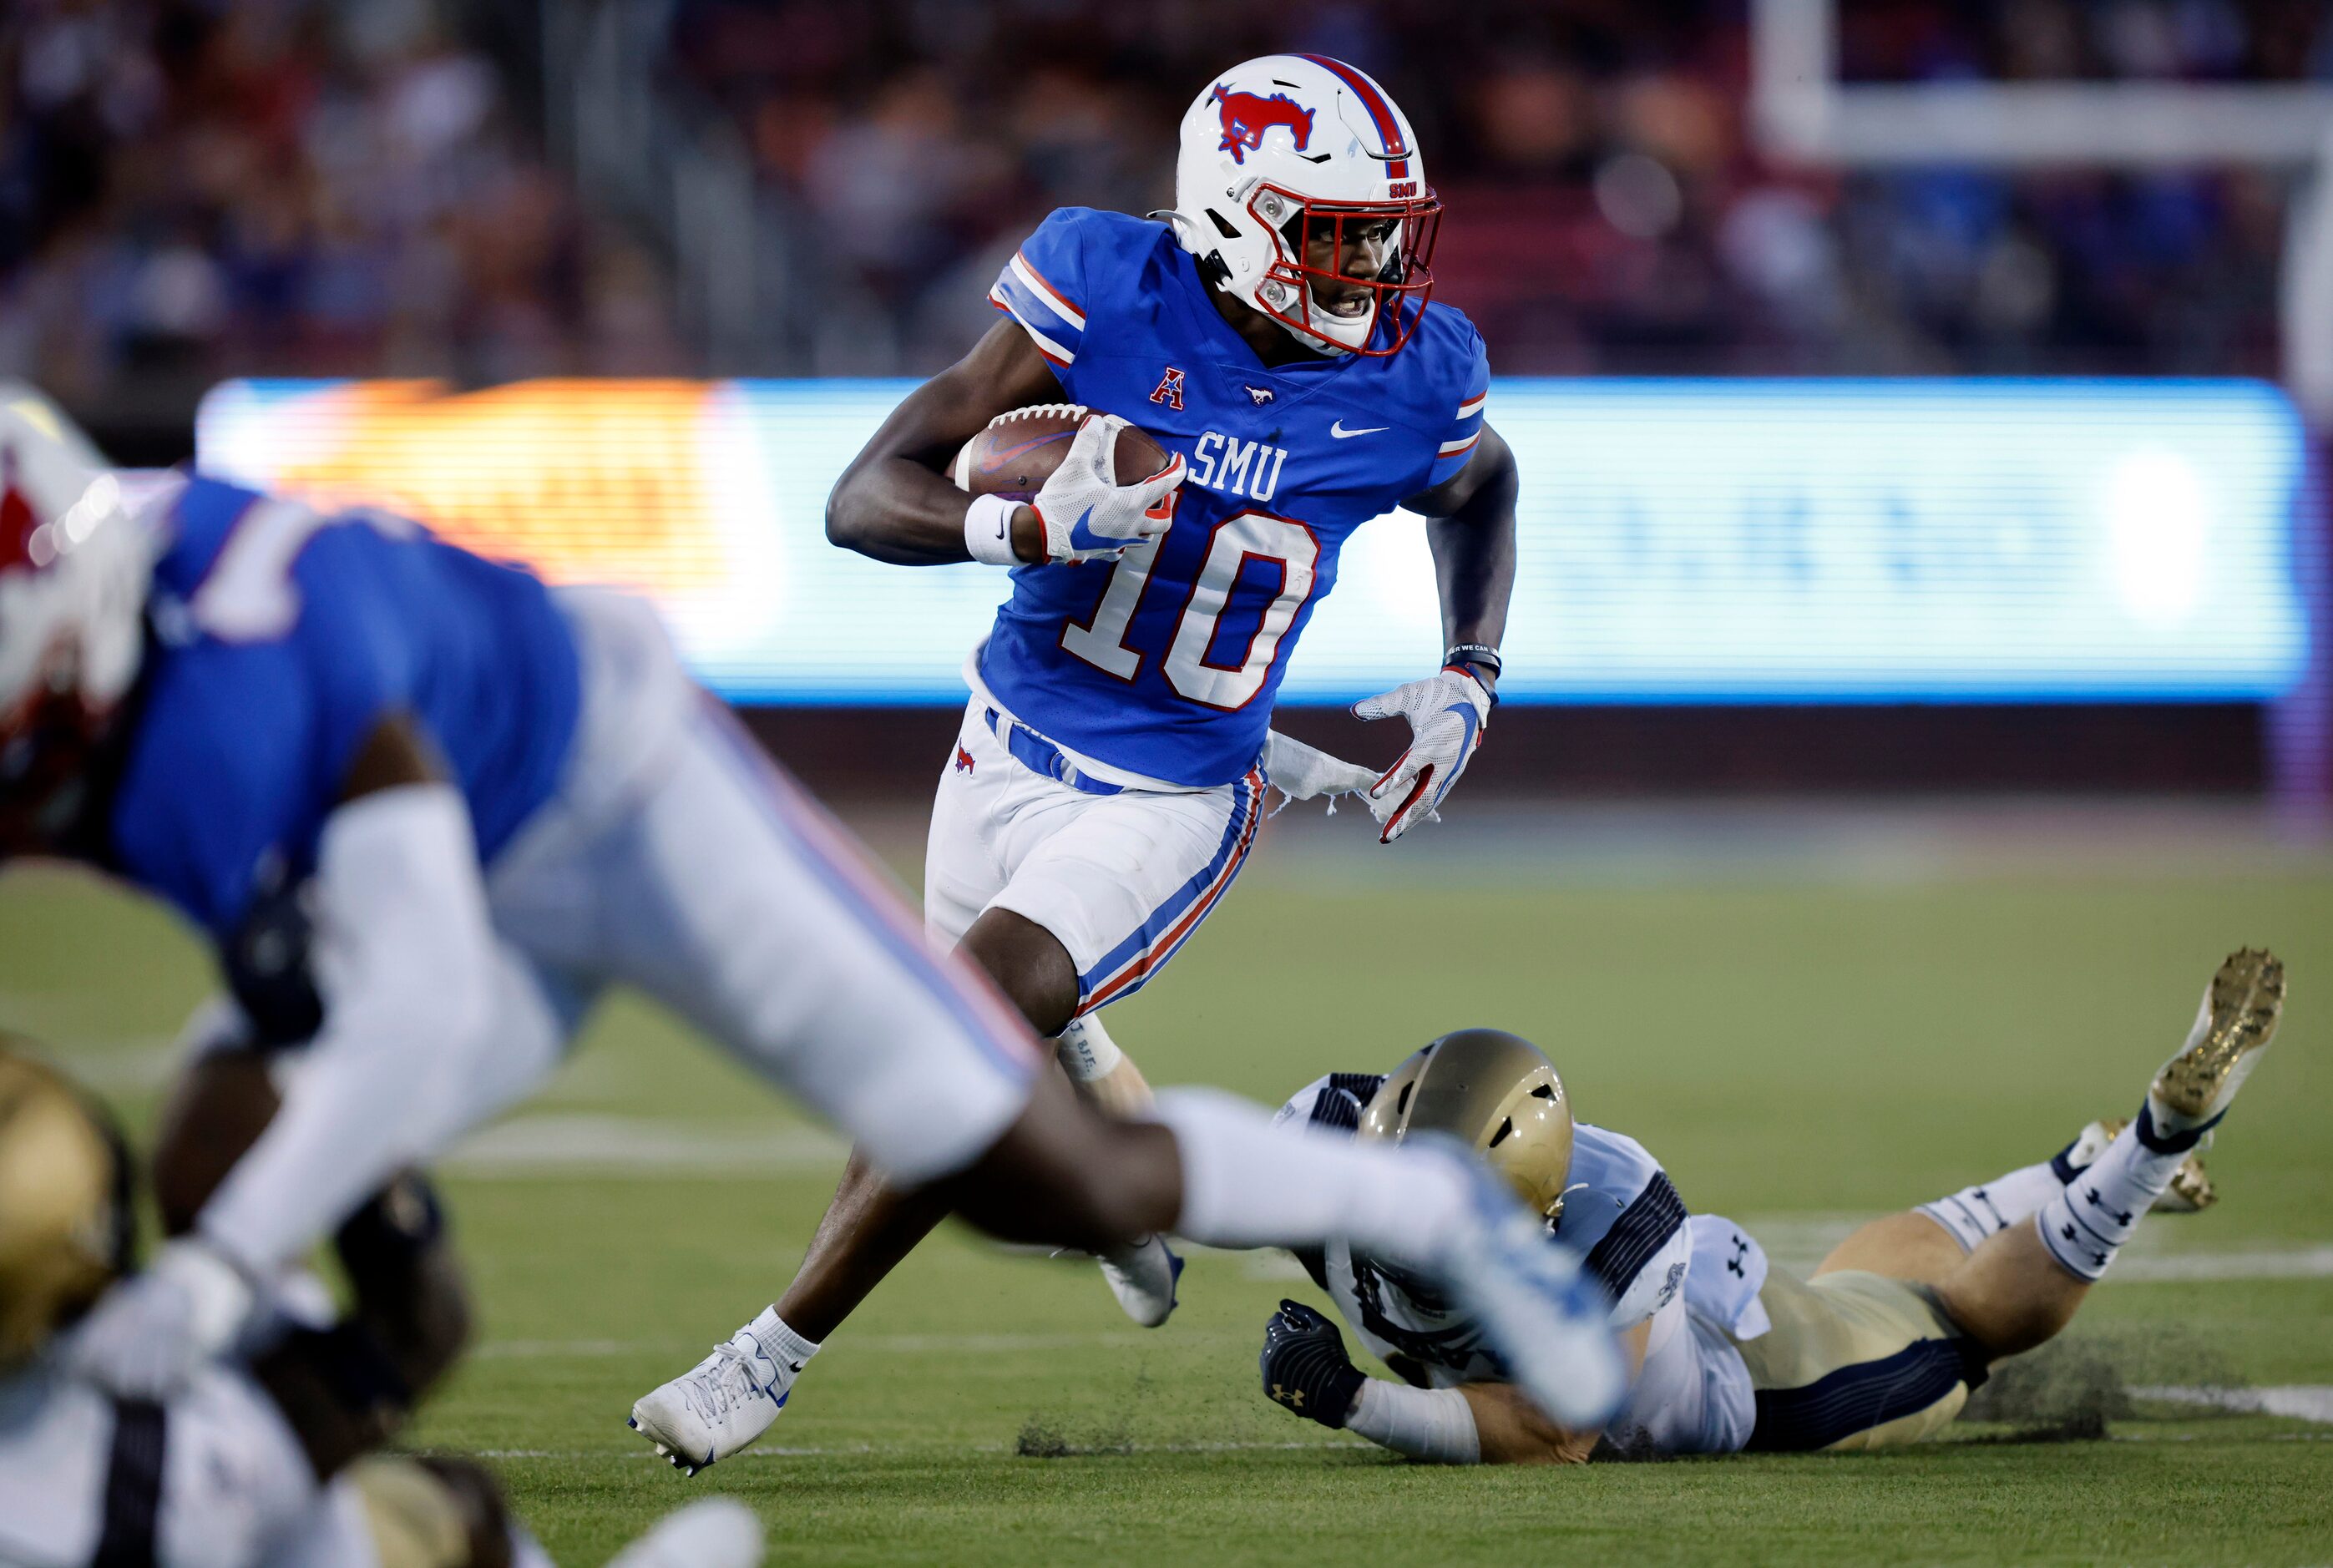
[[1259, 1299, 1366, 1429]]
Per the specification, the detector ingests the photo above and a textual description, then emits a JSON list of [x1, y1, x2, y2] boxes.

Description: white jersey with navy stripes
[[1275, 1075, 1755, 1454], [0, 1359, 320, 1566]]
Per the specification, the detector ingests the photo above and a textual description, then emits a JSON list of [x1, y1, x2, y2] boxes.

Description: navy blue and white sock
[[2036, 1106, 2209, 1281], [1917, 1138, 2091, 1254]]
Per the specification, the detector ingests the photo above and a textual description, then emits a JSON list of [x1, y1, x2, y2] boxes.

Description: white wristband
[[964, 493, 1023, 565]]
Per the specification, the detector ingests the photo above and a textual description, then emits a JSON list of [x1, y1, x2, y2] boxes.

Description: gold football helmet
[[0, 1039, 131, 1371], [1359, 1028, 1576, 1223]]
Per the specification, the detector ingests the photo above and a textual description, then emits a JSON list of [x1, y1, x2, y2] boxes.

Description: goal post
[[1748, 0, 2333, 823]]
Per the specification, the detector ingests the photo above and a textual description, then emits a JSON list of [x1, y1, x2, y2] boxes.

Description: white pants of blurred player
[[187, 588, 1041, 1188], [923, 696, 1266, 1018]]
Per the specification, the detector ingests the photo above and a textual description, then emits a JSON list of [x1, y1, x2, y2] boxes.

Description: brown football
[[949, 403, 1174, 503]]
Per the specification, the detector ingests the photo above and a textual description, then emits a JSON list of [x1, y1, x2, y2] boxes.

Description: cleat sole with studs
[[2154, 948, 2285, 1125]]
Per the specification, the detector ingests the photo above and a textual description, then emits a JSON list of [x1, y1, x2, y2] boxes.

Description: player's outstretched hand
[[1261, 730, 1375, 811], [1354, 666, 1492, 844], [1259, 1299, 1366, 1429], [66, 1237, 256, 1399], [1032, 412, 1186, 563]]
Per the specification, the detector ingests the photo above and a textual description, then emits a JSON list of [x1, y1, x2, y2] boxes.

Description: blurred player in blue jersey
[[633, 54, 1525, 1467], [0, 383, 1624, 1477]]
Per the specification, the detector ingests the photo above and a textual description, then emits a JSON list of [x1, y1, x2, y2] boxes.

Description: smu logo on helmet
[[0, 451, 38, 571], [1211, 85, 1313, 164]]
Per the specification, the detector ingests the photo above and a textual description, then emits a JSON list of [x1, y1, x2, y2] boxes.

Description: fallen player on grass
[[1255, 948, 2278, 1461]]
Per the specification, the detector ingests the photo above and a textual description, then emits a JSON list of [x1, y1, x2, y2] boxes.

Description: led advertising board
[[196, 377, 2310, 704]]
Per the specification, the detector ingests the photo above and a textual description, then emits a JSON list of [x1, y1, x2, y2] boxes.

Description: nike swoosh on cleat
[[1330, 421, 1389, 438]]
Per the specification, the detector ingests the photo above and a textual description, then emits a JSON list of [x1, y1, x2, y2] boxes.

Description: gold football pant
[[1731, 1268, 1991, 1452]]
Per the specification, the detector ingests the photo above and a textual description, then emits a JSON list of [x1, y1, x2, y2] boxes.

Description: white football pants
[[923, 698, 1265, 1017], [191, 589, 1043, 1186]]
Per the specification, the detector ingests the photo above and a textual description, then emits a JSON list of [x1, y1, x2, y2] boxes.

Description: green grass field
[[5, 812, 2332, 1565]]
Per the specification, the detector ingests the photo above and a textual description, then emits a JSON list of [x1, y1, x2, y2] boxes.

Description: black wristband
[[1443, 643, 1501, 676]]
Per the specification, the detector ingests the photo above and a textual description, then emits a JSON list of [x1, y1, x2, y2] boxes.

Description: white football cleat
[[629, 1310, 803, 1475], [1429, 1145, 1627, 1432], [1096, 1235, 1184, 1328], [2149, 948, 2284, 1136], [608, 1499, 764, 1568]]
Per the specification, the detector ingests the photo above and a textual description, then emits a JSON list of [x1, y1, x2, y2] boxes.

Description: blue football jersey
[[981, 207, 1490, 788], [108, 476, 582, 938]]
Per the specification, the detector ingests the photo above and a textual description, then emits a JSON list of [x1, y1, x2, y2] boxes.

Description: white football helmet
[[1170, 54, 1440, 357], [0, 386, 154, 848]]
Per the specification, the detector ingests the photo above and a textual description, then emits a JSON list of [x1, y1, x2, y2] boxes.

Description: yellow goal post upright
[[1748, 0, 2333, 826]]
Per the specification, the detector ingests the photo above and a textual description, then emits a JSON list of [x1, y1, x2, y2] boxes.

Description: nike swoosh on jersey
[[1329, 421, 1389, 438]]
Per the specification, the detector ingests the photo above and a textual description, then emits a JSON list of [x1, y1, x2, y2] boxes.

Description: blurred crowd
[[0, 0, 678, 423], [6, 0, 2331, 416], [680, 0, 2327, 377]]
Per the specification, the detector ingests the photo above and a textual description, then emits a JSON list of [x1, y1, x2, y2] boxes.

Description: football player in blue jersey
[[1258, 953, 2278, 1462], [0, 383, 1625, 1472], [633, 53, 1521, 1466]]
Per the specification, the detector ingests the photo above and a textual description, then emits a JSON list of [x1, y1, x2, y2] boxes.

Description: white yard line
[[476, 1330, 1249, 1360], [2108, 1247, 2333, 1282], [466, 1439, 1344, 1462], [1734, 1216, 2333, 1283], [2133, 1385, 2333, 1423], [444, 1115, 846, 1174]]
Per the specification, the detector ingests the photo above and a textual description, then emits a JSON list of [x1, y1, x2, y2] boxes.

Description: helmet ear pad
[[1359, 1029, 1576, 1224], [0, 1044, 134, 1371]]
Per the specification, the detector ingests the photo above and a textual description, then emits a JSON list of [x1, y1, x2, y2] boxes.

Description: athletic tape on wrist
[[1055, 1019, 1125, 1083]]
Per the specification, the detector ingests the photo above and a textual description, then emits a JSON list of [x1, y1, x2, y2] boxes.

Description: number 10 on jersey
[[1059, 511, 1321, 711]]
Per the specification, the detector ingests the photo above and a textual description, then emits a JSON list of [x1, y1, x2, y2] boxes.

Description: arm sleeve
[[1345, 1380, 1482, 1464], [1420, 331, 1491, 490], [988, 208, 1091, 370], [195, 785, 499, 1273]]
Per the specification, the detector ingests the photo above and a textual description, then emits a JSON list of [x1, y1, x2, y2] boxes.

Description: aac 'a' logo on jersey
[[1149, 367, 1187, 411]]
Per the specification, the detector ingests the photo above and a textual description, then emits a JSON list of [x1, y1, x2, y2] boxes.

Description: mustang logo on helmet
[[1210, 85, 1313, 164], [0, 451, 37, 570]]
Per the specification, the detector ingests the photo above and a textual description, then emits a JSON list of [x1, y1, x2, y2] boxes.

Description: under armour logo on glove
[[1258, 1299, 1366, 1429], [1354, 666, 1492, 844]]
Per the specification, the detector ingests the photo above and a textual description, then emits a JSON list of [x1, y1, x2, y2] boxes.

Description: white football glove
[[1354, 666, 1492, 844], [1261, 730, 1376, 811], [67, 1236, 256, 1398], [1032, 413, 1186, 563]]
